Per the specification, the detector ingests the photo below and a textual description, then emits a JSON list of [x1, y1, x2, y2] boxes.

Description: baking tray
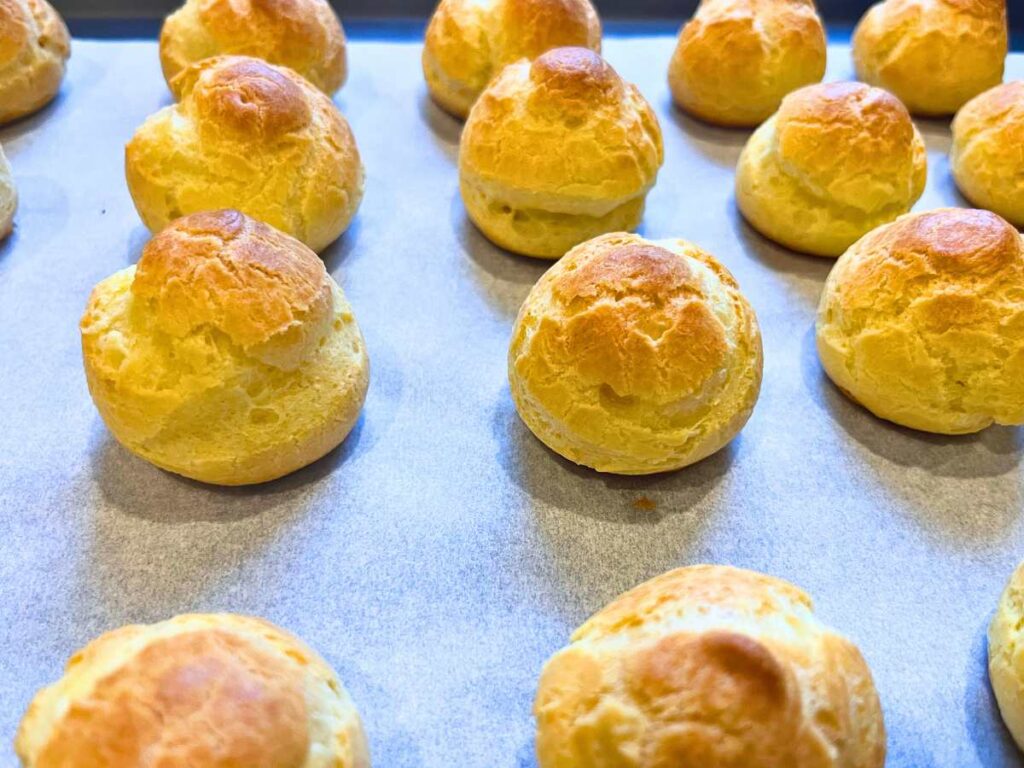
[[1, 33, 1022, 768]]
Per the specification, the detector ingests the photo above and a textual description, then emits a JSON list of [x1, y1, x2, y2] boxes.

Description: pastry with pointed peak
[[535, 565, 886, 767], [460, 48, 663, 259], [423, 0, 601, 119], [81, 210, 369, 485], [126, 55, 363, 253]]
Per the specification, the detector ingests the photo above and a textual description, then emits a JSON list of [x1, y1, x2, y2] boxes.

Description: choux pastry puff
[[460, 47, 663, 259], [80, 210, 370, 485], [989, 561, 1024, 753], [852, 0, 1007, 116], [535, 565, 886, 768], [423, 0, 601, 118], [509, 233, 762, 474], [817, 208, 1024, 434], [125, 55, 364, 254], [736, 81, 926, 257], [15, 613, 370, 767], [951, 80, 1024, 229], [160, 0, 348, 95], [0, 141, 15, 238], [0, 0, 70, 125], [669, 0, 827, 127]]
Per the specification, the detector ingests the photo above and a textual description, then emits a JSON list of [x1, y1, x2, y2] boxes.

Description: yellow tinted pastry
[[852, 0, 1007, 116], [736, 81, 927, 257], [668, 0, 826, 127], [460, 48, 663, 259], [509, 233, 762, 474], [423, 0, 601, 119], [817, 208, 1024, 434], [126, 55, 363, 253], [0, 0, 69, 125], [535, 565, 886, 768], [951, 81, 1024, 228], [989, 561, 1024, 753], [160, 0, 347, 96], [0, 142, 14, 239], [16, 613, 370, 768], [81, 210, 369, 485]]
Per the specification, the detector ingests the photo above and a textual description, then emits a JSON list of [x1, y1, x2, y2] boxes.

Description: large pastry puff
[[509, 233, 762, 474], [15, 614, 370, 767], [989, 561, 1024, 752], [736, 82, 927, 258], [535, 565, 886, 768], [80, 210, 370, 486], [160, 0, 348, 96], [125, 55, 364, 254], [0, 142, 15, 239], [460, 48, 663, 260], [423, 0, 601, 119], [668, 0, 827, 127], [817, 208, 1024, 434], [951, 81, 1024, 228], [852, 0, 1007, 116], [0, 0, 70, 125]]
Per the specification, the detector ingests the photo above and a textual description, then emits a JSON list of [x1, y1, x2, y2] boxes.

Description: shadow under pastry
[[490, 391, 732, 613], [665, 96, 753, 170], [418, 90, 462, 162], [451, 192, 550, 320]]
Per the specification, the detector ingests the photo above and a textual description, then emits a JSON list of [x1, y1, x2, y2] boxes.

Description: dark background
[[50, 0, 1024, 45]]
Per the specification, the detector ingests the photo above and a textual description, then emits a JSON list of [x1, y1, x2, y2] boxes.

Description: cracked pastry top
[[459, 47, 663, 260], [534, 564, 886, 768], [160, 0, 348, 96], [508, 232, 761, 474], [125, 55, 363, 254], [816, 207, 1024, 434], [423, 0, 601, 119], [0, 0, 70, 125], [736, 81, 927, 258], [668, 0, 827, 127], [852, 0, 1007, 117], [80, 209, 369, 485]]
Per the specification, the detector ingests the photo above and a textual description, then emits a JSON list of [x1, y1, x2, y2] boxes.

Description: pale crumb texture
[[668, 0, 826, 127], [422, 0, 601, 119], [15, 613, 370, 768], [535, 565, 886, 768], [816, 208, 1024, 435], [951, 80, 1024, 229], [852, 0, 1007, 116], [509, 232, 762, 474], [460, 48, 663, 259], [160, 0, 347, 96], [80, 210, 370, 485], [989, 562, 1024, 753], [125, 55, 364, 253], [736, 82, 927, 258], [0, 141, 15, 238], [0, 0, 69, 125]]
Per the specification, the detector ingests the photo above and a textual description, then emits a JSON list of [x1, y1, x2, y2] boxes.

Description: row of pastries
[[0, 0, 1022, 765], [15, 561, 1024, 766]]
